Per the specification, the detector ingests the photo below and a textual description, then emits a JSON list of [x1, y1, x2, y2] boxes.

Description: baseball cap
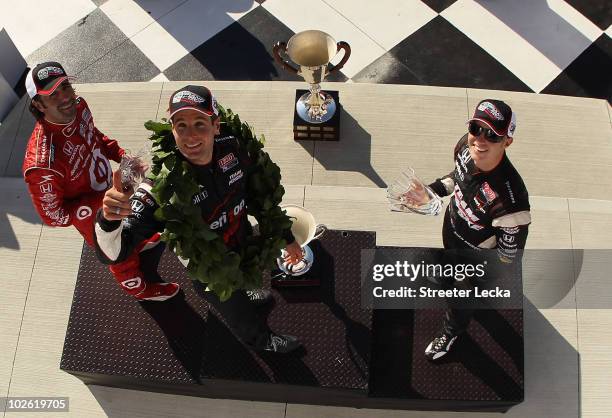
[[469, 99, 517, 138], [168, 85, 219, 119], [25, 62, 74, 99]]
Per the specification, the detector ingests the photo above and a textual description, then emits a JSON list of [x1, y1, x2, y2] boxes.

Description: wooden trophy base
[[293, 89, 340, 141]]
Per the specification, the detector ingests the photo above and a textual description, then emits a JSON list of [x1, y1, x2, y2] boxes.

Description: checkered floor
[[2, 0, 611, 100]]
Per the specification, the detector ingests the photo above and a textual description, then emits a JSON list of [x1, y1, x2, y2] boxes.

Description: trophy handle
[[328, 41, 351, 74], [313, 224, 327, 240], [272, 41, 299, 74]]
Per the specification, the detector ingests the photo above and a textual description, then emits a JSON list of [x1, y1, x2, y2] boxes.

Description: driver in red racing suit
[[22, 61, 178, 301]]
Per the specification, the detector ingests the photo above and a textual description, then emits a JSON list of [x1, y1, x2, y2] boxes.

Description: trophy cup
[[119, 145, 151, 191], [387, 168, 443, 216], [274, 205, 327, 286], [273, 30, 351, 141]]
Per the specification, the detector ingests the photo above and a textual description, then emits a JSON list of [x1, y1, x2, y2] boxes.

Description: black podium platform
[[60, 230, 524, 412]]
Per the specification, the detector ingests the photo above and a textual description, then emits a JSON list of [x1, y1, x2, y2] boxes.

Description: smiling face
[[171, 109, 220, 166], [32, 80, 77, 124], [467, 120, 513, 171]]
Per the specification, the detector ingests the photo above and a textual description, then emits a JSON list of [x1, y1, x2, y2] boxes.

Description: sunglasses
[[468, 121, 505, 143]]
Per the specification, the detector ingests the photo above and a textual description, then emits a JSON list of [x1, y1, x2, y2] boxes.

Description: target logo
[[89, 148, 112, 191], [76, 206, 92, 220], [120, 277, 142, 290]]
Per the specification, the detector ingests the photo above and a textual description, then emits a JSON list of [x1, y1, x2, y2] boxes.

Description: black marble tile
[[564, 0, 612, 31], [26, 9, 127, 77], [91, 0, 109, 6], [164, 6, 347, 82], [74, 39, 160, 83], [419, 0, 459, 13], [352, 52, 421, 84], [385, 16, 532, 92], [541, 34, 612, 101], [475, 0, 599, 70]]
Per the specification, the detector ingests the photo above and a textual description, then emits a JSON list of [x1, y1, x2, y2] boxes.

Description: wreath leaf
[[145, 104, 290, 301]]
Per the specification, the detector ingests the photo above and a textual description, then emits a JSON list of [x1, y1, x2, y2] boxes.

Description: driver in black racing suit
[[423, 99, 531, 361], [94, 85, 303, 353]]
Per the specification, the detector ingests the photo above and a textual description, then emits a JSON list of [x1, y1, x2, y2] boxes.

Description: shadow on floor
[[475, 0, 593, 70], [296, 108, 387, 188]]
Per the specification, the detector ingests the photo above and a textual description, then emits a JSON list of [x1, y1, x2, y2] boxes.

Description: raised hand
[[101, 170, 133, 221], [402, 180, 430, 206]]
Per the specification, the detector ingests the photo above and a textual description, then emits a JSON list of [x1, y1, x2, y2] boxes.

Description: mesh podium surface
[[60, 230, 377, 406], [60, 232, 523, 412]]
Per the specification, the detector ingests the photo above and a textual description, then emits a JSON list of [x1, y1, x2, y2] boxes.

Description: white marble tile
[[263, 0, 387, 78], [150, 0, 257, 52], [322, 0, 437, 51], [442, 0, 603, 92], [129, 20, 189, 72], [131, 0, 189, 20], [101, 0, 156, 38], [129, 0, 257, 71], [2, 0, 96, 57], [548, 0, 606, 39], [149, 72, 169, 82]]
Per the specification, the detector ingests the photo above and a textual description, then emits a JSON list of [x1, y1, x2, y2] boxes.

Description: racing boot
[[261, 332, 301, 353], [424, 330, 459, 361], [246, 289, 273, 306]]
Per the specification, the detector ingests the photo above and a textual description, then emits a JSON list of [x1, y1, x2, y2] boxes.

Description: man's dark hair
[[29, 97, 45, 120]]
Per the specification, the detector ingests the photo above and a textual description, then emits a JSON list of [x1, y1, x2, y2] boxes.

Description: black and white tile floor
[[2, 0, 611, 100]]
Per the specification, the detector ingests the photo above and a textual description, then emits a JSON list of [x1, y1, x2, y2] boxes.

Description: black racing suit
[[95, 134, 294, 348], [428, 135, 531, 334]]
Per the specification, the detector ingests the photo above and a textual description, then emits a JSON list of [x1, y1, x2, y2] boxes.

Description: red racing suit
[[22, 96, 153, 294]]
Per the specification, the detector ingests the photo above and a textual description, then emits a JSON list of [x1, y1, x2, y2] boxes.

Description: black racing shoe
[[246, 289, 273, 306], [262, 333, 301, 353], [425, 331, 458, 361]]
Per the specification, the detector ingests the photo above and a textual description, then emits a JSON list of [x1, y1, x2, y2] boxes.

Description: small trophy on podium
[[273, 205, 327, 287], [273, 30, 351, 141]]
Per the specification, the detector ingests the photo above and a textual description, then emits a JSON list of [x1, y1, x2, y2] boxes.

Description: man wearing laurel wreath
[[22, 61, 176, 302], [396, 100, 531, 361], [94, 85, 304, 353]]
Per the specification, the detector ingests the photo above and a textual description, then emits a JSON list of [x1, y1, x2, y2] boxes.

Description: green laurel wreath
[[143, 105, 292, 301]]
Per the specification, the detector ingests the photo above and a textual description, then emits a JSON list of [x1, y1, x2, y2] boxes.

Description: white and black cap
[[469, 99, 517, 138], [168, 85, 219, 119], [25, 61, 74, 99]]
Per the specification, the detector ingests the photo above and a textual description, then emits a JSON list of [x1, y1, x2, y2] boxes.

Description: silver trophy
[[119, 145, 151, 191], [387, 168, 442, 216], [273, 30, 351, 124]]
